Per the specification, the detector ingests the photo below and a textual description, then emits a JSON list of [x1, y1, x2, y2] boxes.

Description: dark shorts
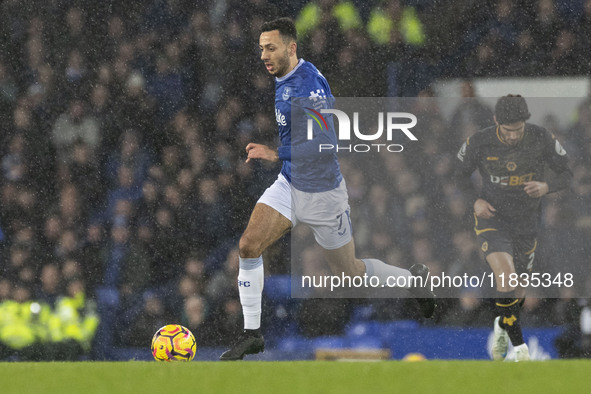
[[474, 215, 537, 274]]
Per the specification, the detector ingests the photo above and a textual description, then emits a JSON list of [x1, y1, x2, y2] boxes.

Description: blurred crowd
[[0, 0, 590, 359]]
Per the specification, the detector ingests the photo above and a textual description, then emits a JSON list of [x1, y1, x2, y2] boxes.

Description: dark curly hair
[[261, 17, 297, 43], [495, 94, 531, 125]]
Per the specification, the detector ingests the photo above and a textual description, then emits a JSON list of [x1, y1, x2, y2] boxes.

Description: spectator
[[146, 54, 187, 125], [1, 133, 28, 184], [120, 291, 170, 348], [112, 73, 159, 153], [181, 295, 213, 343], [79, 223, 107, 296], [104, 129, 152, 193], [35, 263, 62, 306], [296, 0, 362, 40], [55, 183, 84, 231], [206, 247, 239, 304], [89, 84, 117, 154], [68, 140, 102, 210], [102, 224, 131, 289], [367, 0, 425, 48], [0, 61, 17, 129], [150, 204, 185, 285], [191, 177, 232, 255], [546, 28, 582, 75], [449, 80, 494, 143], [39, 214, 62, 263], [60, 49, 89, 100], [117, 225, 153, 296], [51, 99, 100, 163]]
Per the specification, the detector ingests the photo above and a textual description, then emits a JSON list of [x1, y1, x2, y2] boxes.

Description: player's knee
[[495, 274, 517, 292], [239, 234, 263, 258]]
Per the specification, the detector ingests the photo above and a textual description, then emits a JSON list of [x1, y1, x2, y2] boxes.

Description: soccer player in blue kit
[[220, 17, 436, 361]]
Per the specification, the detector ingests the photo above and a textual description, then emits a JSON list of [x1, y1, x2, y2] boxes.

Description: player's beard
[[273, 50, 290, 77]]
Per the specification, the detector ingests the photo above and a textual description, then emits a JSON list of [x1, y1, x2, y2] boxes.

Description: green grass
[[1, 360, 591, 394]]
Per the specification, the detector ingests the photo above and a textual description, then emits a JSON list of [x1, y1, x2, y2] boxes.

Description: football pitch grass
[[2, 360, 590, 393]]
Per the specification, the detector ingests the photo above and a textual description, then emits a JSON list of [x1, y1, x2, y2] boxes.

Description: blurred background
[[0, 0, 590, 361]]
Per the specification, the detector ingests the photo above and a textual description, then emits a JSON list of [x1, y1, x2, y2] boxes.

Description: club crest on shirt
[[481, 241, 488, 252], [282, 86, 291, 101], [506, 161, 517, 171]]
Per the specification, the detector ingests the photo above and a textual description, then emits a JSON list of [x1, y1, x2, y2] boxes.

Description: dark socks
[[495, 291, 524, 346]]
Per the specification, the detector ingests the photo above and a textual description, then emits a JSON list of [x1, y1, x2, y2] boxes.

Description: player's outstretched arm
[[245, 143, 279, 163]]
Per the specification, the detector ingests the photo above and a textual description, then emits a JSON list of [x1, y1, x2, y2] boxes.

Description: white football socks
[[238, 256, 264, 330], [362, 258, 412, 288]]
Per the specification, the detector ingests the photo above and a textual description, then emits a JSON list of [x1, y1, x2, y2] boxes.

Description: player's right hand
[[474, 198, 496, 219]]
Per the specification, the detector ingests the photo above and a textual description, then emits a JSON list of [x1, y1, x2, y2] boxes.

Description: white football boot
[[514, 343, 530, 362], [492, 316, 509, 361]]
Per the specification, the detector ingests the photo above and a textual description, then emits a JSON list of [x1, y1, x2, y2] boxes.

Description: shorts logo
[[503, 315, 517, 326], [481, 241, 488, 252], [457, 142, 467, 162], [527, 251, 535, 271], [506, 161, 517, 171], [555, 139, 567, 156], [337, 210, 351, 236], [282, 86, 291, 101]]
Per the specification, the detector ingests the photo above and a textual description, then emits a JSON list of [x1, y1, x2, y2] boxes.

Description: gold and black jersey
[[455, 123, 572, 235]]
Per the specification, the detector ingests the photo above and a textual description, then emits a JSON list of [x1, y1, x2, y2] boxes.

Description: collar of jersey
[[496, 125, 525, 145], [276, 58, 305, 82]]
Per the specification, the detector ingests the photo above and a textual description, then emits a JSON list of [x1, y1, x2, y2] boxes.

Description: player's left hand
[[245, 143, 279, 163], [524, 181, 549, 198]]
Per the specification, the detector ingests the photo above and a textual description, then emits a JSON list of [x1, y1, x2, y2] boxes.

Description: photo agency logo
[[305, 107, 419, 153]]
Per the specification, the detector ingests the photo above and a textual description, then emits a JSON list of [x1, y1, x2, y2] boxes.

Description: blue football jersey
[[274, 59, 342, 192]]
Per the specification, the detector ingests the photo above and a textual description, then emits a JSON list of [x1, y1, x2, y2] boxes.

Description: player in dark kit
[[455, 95, 572, 361]]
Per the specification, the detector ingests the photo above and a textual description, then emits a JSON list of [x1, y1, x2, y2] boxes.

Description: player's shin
[[495, 291, 525, 346], [362, 259, 436, 318], [361, 258, 412, 288], [238, 256, 264, 330]]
